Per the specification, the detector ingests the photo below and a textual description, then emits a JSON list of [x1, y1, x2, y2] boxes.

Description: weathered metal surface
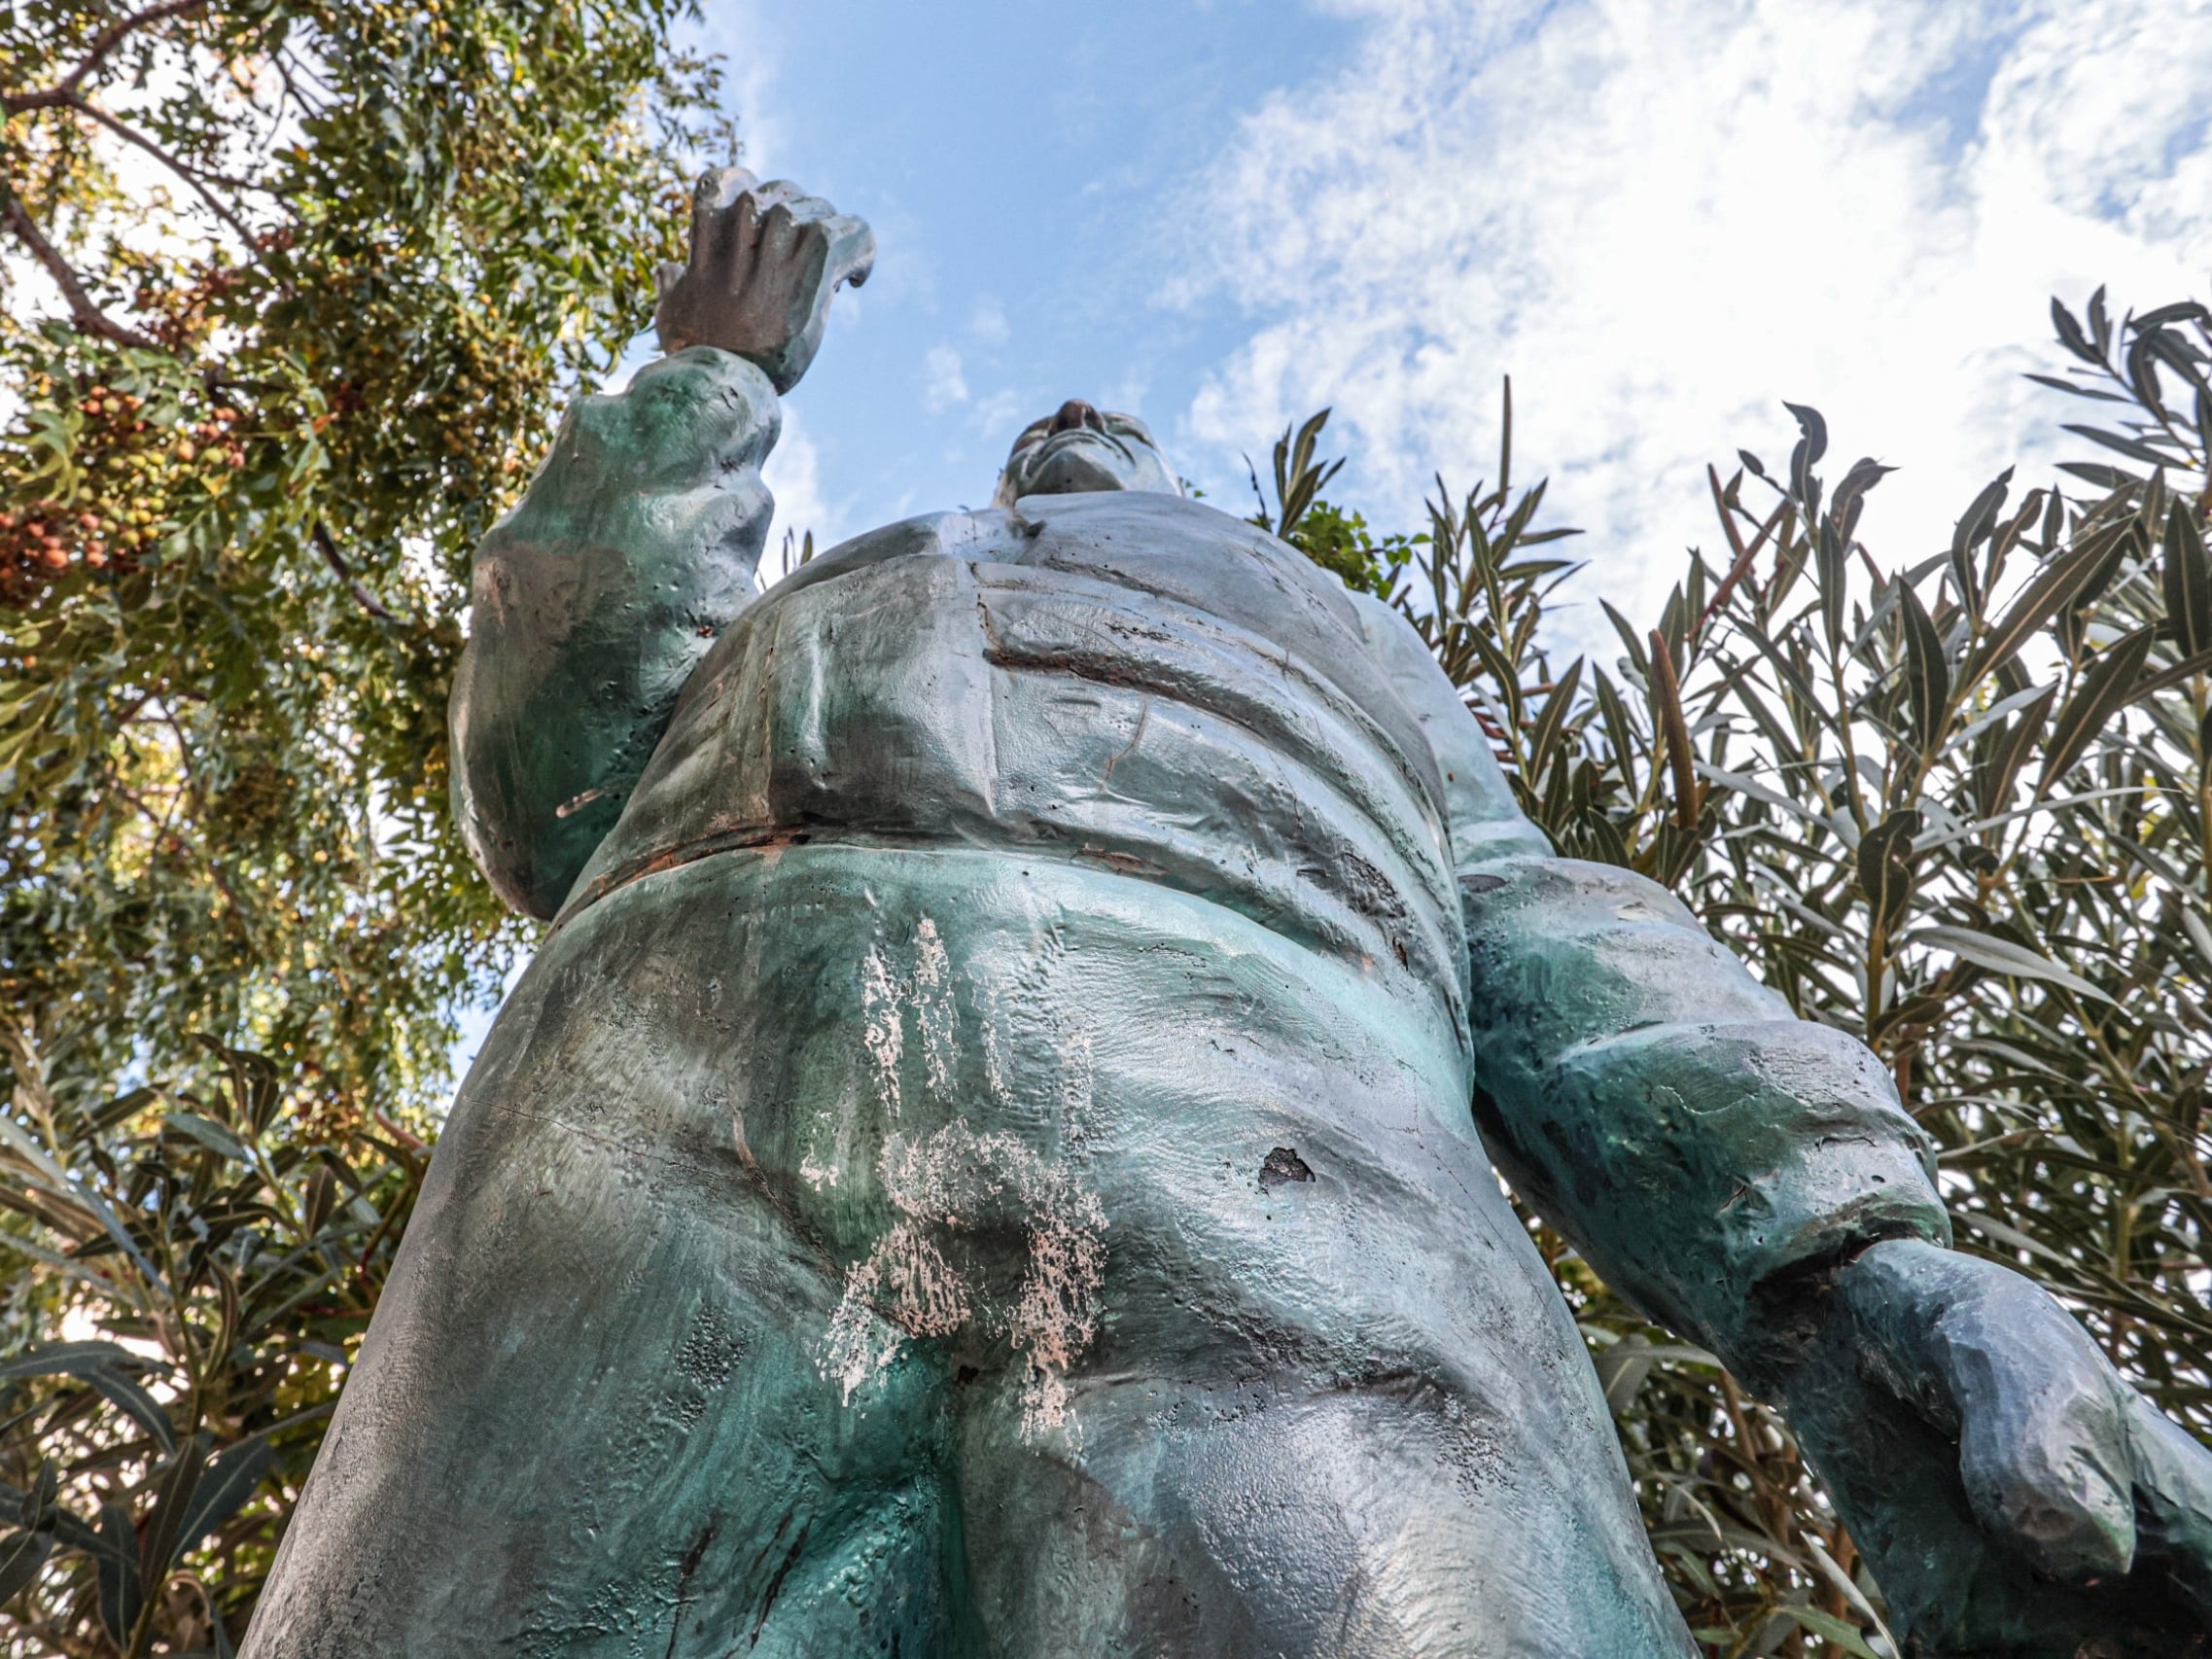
[[248, 174, 2212, 1658], [449, 347, 778, 920]]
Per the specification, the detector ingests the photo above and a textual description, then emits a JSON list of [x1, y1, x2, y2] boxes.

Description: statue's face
[[994, 400, 1181, 509]]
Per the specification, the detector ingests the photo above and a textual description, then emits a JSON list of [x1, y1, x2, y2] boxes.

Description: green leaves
[[1, 0, 725, 1149], [1949, 467, 2012, 618], [174, 1435, 278, 1561], [0, 1021, 424, 1651], [93, 1500, 140, 1646], [0, 1522, 55, 1610], [1260, 407, 1345, 543], [1896, 582, 1949, 757], [1249, 409, 1418, 598], [1857, 810, 1922, 936], [2163, 500, 2212, 655], [1, 1, 718, 1647], [0, 1344, 175, 1455], [1969, 682, 2056, 821], [2035, 625, 2156, 796], [1910, 925, 2117, 1005], [1960, 517, 2127, 685]]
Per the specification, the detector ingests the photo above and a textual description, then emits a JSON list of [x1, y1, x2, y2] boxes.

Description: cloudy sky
[[673, 0, 2212, 648]]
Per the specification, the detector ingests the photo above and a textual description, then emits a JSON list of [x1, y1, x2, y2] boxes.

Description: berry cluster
[[0, 384, 249, 607]]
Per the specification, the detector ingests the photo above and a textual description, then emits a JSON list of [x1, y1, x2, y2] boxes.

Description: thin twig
[[311, 521, 403, 624], [0, 194, 160, 348], [60, 89, 272, 192], [2, 0, 212, 115], [1697, 467, 1788, 643], [59, 95, 261, 248]]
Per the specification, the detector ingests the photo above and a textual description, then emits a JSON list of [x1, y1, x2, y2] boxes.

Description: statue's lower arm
[[1461, 851, 2212, 1653], [450, 168, 872, 918]]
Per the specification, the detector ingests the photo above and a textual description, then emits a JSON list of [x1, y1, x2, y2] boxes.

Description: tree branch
[[311, 521, 404, 624], [272, 49, 334, 122], [0, 194, 160, 349], [2, 0, 212, 116], [59, 94, 261, 249]]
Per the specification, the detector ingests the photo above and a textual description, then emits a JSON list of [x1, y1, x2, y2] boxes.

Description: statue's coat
[[248, 350, 1959, 1657]]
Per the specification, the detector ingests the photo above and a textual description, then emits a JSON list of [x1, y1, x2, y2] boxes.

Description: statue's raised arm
[[449, 169, 872, 918]]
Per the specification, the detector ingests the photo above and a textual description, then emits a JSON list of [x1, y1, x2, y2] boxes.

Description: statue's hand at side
[[1774, 1238, 2212, 1656], [654, 167, 875, 394]]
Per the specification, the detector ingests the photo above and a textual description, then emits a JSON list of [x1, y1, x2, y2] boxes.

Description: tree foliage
[[0, 2, 725, 1649], [1261, 295, 2212, 1656], [2, 18, 2207, 1642]]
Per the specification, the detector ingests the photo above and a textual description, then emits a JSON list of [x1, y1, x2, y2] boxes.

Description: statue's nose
[[1048, 399, 1105, 435]]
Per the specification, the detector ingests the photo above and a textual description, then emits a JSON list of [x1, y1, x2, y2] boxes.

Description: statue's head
[[993, 400, 1181, 509]]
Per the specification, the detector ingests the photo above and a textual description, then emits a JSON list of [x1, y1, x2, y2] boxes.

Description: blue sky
[[672, 0, 2212, 646], [674, 0, 1366, 532]]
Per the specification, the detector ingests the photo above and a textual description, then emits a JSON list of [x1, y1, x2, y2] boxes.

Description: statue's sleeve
[[450, 347, 779, 920], [1347, 593, 1949, 1368]]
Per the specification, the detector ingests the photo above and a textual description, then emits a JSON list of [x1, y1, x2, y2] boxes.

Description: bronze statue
[[243, 171, 2212, 1658]]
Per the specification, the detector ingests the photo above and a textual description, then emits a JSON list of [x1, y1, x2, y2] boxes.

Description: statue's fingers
[[747, 178, 806, 213], [699, 174, 761, 274], [765, 192, 845, 228], [2124, 1394, 2212, 1619], [754, 197, 803, 269], [1942, 1275, 2137, 1580], [821, 213, 876, 290], [691, 166, 756, 254], [704, 165, 760, 209], [780, 198, 874, 284]]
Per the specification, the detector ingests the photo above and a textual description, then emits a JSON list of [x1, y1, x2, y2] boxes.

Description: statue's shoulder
[[1003, 488, 1372, 669], [764, 492, 1337, 613], [760, 508, 1030, 601]]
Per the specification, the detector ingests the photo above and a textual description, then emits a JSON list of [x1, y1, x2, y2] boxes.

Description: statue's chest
[[562, 510, 1465, 1006]]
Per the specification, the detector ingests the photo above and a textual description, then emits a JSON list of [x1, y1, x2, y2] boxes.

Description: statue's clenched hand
[[1774, 1238, 2212, 1656], [654, 167, 875, 394]]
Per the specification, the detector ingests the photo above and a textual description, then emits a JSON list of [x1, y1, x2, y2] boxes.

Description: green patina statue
[[242, 172, 2212, 1657]]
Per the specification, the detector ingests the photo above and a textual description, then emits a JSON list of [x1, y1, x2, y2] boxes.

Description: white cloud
[[971, 388, 1027, 443], [968, 297, 1011, 344], [1178, 0, 2212, 649], [762, 404, 841, 570], [923, 343, 970, 411]]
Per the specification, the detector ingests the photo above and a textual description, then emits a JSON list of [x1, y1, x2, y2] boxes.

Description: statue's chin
[[1019, 447, 1139, 496], [998, 443, 1178, 507]]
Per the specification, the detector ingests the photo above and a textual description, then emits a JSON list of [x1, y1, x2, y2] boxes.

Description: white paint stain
[[818, 1116, 1107, 1435], [913, 916, 958, 1098], [860, 945, 905, 1116], [810, 917, 1110, 1430]]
